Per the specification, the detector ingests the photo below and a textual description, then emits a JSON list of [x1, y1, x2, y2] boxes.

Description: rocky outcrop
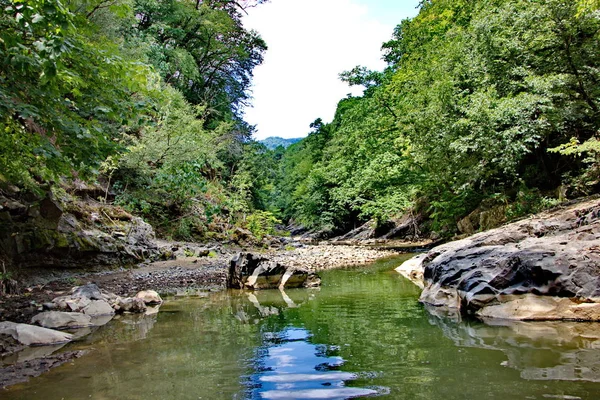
[[397, 198, 600, 321], [0, 189, 170, 271], [227, 253, 321, 290]]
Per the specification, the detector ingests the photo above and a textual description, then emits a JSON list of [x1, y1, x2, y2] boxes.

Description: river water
[[4, 255, 600, 399]]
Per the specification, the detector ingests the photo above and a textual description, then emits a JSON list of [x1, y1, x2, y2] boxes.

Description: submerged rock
[[398, 198, 600, 321], [227, 252, 321, 290]]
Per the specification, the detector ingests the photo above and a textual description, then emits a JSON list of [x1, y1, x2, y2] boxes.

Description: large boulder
[[31, 311, 93, 330], [227, 252, 321, 290], [135, 290, 163, 305], [398, 198, 600, 321], [0, 321, 72, 346]]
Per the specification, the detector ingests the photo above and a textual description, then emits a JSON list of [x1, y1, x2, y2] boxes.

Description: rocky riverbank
[[1, 243, 396, 322], [0, 242, 395, 388], [397, 197, 600, 321]]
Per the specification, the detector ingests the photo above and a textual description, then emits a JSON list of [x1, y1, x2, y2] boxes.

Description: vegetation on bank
[[1, 0, 600, 246], [0, 0, 274, 241], [256, 0, 600, 237]]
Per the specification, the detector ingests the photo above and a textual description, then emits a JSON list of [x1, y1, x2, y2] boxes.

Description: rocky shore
[[1, 243, 395, 323], [397, 197, 600, 321], [0, 242, 395, 388]]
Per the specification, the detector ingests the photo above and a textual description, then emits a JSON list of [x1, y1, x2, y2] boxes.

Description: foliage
[[0, 0, 270, 241], [265, 0, 600, 236], [244, 210, 280, 240]]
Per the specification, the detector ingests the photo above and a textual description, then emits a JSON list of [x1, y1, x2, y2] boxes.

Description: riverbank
[[0, 243, 396, 324], [396, 196, 600, 321], [0, 242, 398, 388]]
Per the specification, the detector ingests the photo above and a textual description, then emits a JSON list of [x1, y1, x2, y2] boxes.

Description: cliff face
[[0, 187, 167, 273], [397, 197, 600, 321]]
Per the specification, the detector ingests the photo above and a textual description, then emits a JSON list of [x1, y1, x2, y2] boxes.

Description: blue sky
[[243, 0, 421, 140]]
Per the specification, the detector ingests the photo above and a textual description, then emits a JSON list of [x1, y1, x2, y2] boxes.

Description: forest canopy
[[261, 0, 600, 236], [2, 0, 600, 241]]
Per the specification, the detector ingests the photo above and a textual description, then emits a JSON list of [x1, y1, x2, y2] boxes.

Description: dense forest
[[1, 0, 600, 243], [259, 0, 600, 238]]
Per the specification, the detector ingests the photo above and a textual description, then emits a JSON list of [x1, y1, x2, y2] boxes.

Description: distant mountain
[[259, 136, 302, 150]]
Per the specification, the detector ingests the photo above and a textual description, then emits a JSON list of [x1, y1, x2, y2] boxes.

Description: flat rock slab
[[397, 198, 600, 321], [0, 321, 72, 346], [82, 300, 115, 317], [31, 311, 93, 330]]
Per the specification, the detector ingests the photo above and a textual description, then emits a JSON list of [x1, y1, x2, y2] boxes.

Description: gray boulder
[[71, 284, 103, 300], [227, 252, 321, 290], [82, 300, 115, 317], [0, 321, 72, 346], [399, 198, 600, 321], [31, 311, 93, 329]]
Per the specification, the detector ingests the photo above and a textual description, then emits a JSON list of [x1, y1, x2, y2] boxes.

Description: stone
[[52, 295, 91, 312], [399, 198, 600, 321], [82, 300, 115, 317], [31, 311, 93, 330], [114, 297, 147, 313], [135, 290, 162, 305], [0, 321, 72, 346], [227, 252, 321, 290], [395, 254, 426, 289], [71, 284, 103, 300]]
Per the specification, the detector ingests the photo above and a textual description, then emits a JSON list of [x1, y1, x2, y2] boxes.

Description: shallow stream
[[4, 255, 600, 399]]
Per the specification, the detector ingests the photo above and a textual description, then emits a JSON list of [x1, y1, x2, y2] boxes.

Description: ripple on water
[[250, 327, 384, 400]]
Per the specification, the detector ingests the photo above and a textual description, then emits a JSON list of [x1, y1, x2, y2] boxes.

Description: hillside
[[259, 137, 302, 150]]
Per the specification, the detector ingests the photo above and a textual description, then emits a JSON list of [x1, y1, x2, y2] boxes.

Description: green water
[[4, 255, 600, 399]]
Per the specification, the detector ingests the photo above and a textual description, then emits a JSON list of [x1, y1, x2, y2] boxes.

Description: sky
[[242, 0, 421, 140]]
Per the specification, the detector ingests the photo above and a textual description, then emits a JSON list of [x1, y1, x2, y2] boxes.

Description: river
[[3, 255, 600, 399]]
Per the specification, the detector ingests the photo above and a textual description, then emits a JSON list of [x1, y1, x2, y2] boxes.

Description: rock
[[114, 297, 147, 313], [71, 284, 103, 300], [0, 189, 164, 270], [395, 254, 426, 289], [404, 198, 600, 321], [227, 252, 321, 290], [31, 311, 93, 330], [52, 295, 91, 312], [82, 300, 115, 317], [135, 290, 162, 305], [0, 321, 72, 346]]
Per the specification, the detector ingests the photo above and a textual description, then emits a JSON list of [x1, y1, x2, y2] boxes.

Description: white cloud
[[243, 0, 404, 140]]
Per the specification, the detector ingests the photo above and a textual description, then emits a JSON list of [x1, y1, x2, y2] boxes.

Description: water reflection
[[427, 305, 600, 382], [250, 327, 378, 400], [240, 291, 381, 399]]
